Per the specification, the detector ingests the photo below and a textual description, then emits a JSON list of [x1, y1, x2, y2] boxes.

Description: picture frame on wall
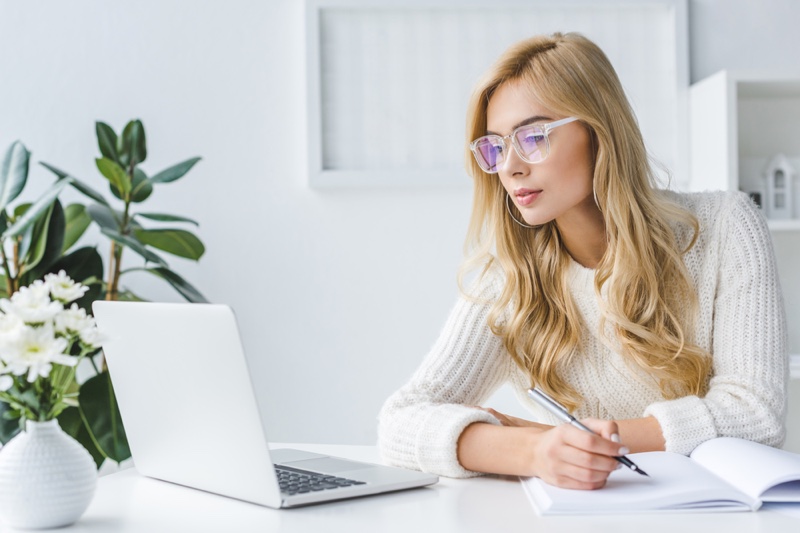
[[305, 0, 689, 188]]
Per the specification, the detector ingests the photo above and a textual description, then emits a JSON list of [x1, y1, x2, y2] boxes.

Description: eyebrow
[[486, 115, 552, 136]]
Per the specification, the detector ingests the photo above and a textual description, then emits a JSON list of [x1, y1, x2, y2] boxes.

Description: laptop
[[92, 301, 438, 508]]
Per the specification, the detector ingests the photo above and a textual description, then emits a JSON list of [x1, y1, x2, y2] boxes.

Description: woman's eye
[[522, 134, 543, 146]]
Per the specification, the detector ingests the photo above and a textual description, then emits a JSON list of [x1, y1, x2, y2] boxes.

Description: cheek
[[552, 140, 594, 190]]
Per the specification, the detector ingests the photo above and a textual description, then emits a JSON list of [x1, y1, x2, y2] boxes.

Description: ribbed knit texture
[[378, 191, 788, 478]]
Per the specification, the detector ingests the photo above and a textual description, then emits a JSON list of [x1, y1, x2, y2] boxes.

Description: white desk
[[9, 443, 798, 533]]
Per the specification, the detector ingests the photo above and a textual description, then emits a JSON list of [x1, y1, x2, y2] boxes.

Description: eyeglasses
[[469, 116, 578, 173]]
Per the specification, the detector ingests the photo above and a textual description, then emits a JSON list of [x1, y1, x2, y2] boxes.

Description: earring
[[506, 194, 536, 229]]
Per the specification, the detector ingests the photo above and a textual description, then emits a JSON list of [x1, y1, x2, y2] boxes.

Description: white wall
[[0, 0, 798, 446]]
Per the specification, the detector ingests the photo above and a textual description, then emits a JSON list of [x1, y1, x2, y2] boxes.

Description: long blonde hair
[[460, 32, 710, 410]]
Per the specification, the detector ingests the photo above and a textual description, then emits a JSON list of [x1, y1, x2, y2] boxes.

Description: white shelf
[[690, 70, 800, 231]]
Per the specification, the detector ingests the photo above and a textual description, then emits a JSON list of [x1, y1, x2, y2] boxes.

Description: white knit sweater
[[377, 191, 788, 478]]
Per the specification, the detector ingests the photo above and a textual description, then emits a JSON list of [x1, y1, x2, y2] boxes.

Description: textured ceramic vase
[[0, 419, 97, 529]]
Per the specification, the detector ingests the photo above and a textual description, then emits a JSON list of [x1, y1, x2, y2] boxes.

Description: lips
[[515, 188, 542, 207]]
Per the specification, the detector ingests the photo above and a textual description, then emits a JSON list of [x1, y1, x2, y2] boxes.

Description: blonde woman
[[378, 32, 787, 490]]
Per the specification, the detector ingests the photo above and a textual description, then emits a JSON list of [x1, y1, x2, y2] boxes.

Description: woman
[[377, 32, 787, 490]]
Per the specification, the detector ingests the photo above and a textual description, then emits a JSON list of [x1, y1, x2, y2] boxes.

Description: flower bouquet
[[0, 271, 102, 529]]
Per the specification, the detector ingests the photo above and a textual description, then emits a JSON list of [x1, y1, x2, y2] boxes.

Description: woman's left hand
[[473, 406, 551, 430]]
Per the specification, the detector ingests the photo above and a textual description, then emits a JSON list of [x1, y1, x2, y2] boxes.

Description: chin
[[521, 211, 555, 227]]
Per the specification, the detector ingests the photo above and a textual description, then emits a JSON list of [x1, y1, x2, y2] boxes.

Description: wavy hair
[[460, 32, 710, 410]]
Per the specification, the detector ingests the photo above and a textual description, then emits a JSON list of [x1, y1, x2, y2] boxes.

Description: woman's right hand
[[527, 419, 626, 490]]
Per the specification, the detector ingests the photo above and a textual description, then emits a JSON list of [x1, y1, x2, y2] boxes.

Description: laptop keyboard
[[275, 464, 367, 496]]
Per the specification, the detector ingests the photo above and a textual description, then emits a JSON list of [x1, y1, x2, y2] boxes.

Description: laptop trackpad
[[283, 457, 375, 474]]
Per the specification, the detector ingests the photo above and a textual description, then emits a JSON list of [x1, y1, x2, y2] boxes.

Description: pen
[[527, 387, 649, 477]]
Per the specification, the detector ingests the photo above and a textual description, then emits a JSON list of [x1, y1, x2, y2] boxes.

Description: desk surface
[[7, 443, 798, 533]]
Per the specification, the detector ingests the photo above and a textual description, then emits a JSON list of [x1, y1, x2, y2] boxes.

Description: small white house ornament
[[763, 154, 796, 220]]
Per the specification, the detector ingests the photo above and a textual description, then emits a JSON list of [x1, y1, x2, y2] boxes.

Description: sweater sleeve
[[377, 277, 511, 478], [644, 192, 788, 455]]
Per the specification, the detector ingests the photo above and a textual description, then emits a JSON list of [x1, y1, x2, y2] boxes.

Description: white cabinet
[[689, 70, 800, 231]]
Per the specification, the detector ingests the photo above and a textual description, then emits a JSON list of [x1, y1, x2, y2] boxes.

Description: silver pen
[[527, 387, 649, 477]]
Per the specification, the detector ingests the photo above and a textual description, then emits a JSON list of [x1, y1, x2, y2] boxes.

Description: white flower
[[45, 270, 89, 303], [2, 324, 74, 382], [55, 303, 95, 335], [55, 303, 105, 348], [0, 281, 63, 324], [79, 326, 106, 349], [0, 312, 25, 358], [0, 373, 11, 392]]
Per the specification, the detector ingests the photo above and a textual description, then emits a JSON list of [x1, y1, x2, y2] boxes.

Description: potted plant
[[0, 121, 207, 470]]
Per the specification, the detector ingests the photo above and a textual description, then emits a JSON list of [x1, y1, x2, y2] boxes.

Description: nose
[[499, 141, 529, 177]]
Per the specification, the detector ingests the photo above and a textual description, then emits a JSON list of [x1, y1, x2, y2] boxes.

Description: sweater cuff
[[416, 404, 501, 478], [643, 396, 718, 455]]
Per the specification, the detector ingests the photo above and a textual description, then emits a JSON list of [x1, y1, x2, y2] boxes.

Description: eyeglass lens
[[472, 124, 548, 173]]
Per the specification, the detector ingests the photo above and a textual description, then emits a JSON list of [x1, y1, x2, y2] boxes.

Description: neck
[[556, 197, 607, 269]]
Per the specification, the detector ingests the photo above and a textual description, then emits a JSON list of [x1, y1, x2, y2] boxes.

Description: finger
[[542, 475, 608, 490], [559, 424, 628, 458], [580, 418, 620, 442], [558, 443, 619, 474], [557, 460, 614, 486]]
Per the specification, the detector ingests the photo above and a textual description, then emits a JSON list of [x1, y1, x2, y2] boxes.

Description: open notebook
[[521, 437, 800, 515]]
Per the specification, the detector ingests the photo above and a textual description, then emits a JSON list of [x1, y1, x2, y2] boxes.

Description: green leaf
[[150, 157, 201, 184], [20, 199, 66, 281], [58, 406, 106, 469], [63, 203, 92, 252], [129, 120, 146, 166], [129, 266, 208, 303], [96, 157, 131, 198], [134, 228, 205, 260], [45, 246, 104, 285], [117, 289, 146, 302], [40, 162, 111, 208], [86, 203, 123, 231], [112, 167, 152, 203], [0, 141, 30, 212], [75, 282, 104, 314], [101, 228, 168, 266], [0, 401, 21, 445], [13, 202, 30, 218], [78, 371, 131, 463], [134, 212, 199, 226], [131, 167, 152, 202], [96, 122, 119, 163], [14, 204, 34, 261], [118, 120, 146, 168], [1, 178, 71, 240]]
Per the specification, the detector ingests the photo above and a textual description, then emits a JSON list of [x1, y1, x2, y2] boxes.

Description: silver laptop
[[92, 301, 437, 508]]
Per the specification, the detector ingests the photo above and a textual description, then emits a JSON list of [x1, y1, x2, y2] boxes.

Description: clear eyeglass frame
[[469, 116, 579, 174]]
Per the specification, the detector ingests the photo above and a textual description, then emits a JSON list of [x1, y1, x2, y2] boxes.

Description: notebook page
[[520, 451, 757, 514], [690, 437, 800, 502]]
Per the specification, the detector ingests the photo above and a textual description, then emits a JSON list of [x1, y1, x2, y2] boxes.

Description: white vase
[[0, 419, 97, 529]]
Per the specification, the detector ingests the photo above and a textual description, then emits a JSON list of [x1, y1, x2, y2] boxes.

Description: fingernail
[[611, 433, 621, 443], [619, 446, 630, 455]]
